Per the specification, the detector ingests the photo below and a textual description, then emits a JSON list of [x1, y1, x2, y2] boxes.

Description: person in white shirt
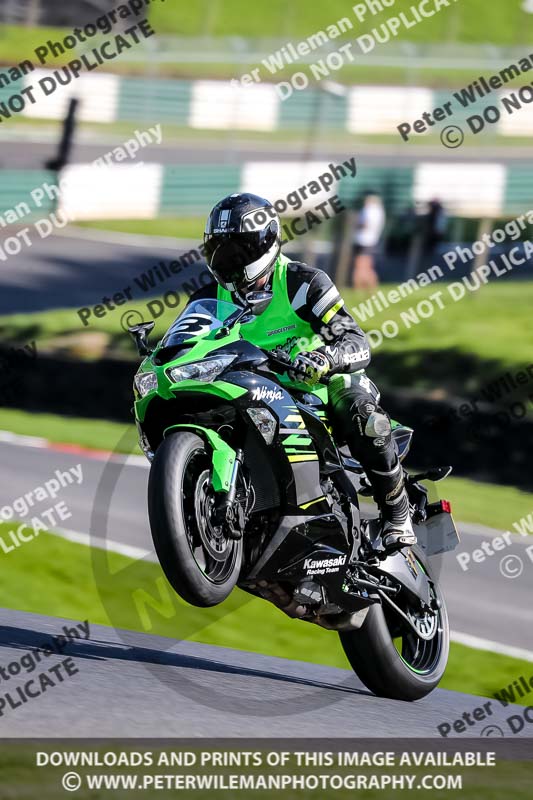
[[352, 192, 385, 289]]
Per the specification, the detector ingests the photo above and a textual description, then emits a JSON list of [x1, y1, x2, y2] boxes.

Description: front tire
[[339, 553, 449, 701], [148, 432, 242, 607]]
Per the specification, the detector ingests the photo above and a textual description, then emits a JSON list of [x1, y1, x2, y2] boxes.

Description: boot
[[368, 460, 416, 554]]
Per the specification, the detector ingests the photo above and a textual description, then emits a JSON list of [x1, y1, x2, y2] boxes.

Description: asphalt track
[[0, 231, 202, 314], [0, 607, 528, 737], [1, 135, 532, 168], [0, 440, 532, 655]]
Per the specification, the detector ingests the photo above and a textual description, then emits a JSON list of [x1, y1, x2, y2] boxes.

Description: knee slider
[[364, 409, 391, 439]]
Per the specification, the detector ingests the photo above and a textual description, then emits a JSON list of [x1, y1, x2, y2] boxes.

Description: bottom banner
[[0, 739, 531, 799]]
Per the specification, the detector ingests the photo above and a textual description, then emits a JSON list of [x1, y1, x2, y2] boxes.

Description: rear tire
[[339, 553, 449, 701], [148, 432, 242, 607]]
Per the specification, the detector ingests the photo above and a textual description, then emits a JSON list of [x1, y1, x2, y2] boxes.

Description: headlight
[[247, 408, 277, 445], [134, 371, 158, 398], [167, 354, 236, 384]]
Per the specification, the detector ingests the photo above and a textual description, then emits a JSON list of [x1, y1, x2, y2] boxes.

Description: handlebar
[[265, 350, 292, 373], [264, 349, 330, 386]]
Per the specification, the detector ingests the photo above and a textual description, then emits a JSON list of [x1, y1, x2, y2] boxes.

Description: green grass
[[0, 407, 531, 532], [0, 24, 70, 66], [2, 1, 533, 93], [0, 525, 531, 703], [424, 476, 533, 533], [2, 1, 530, 58], [77, 215, 334, 241], [345, 283, 533, 368], [77, 217, 205, 240], [150, 0, 533, 45], [0, 408, 137, 453], [0, 28, 516, 90], [341, 282, 533, 398], [2, 281, 532, 397]]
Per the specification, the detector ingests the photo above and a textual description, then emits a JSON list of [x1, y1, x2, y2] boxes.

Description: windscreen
[[161, 299, 242, 346]]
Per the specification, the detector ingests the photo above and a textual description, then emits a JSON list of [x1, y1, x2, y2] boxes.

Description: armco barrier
[[4, 68, 533, 138], [0, 163, 532, 221]]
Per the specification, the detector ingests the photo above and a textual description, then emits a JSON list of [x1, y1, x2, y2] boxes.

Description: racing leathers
[[187, 253, 415, 551]]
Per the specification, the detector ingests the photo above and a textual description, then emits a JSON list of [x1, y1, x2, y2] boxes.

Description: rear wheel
[[148, 432, 242, 607], [339, 553, 449, 701]]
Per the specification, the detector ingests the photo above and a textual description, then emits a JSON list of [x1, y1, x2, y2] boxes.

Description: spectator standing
[[352, 191, 386, 289]]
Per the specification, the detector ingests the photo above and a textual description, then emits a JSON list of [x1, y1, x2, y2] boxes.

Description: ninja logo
[[252, 386, 283, 403]]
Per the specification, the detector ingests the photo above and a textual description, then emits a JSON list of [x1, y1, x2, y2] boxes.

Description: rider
[[189, 192, 415, 553]]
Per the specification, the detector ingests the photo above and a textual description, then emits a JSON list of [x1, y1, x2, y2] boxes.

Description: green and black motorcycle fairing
[[131, 295, 459, 701]]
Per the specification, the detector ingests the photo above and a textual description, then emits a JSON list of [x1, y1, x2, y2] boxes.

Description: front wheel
[[339, 553, 449, 701], [148, 432, 242, 607]]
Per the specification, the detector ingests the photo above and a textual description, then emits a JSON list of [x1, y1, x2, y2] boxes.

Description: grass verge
[[0, 525, 530, 702], [76, 215, 334, 241], [0, 408, 136, 454], [4, 0, 526, 52], [77, 218, 205, 240]]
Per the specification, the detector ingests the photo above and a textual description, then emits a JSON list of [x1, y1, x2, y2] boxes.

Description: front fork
[[213, 448, 245, 540], [161, 423, 246, 539]]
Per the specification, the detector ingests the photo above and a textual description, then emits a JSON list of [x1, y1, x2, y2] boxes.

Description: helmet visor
[[204, 226, 278, 289]]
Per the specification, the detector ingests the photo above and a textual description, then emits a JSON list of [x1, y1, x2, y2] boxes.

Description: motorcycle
[[130, 291, 460, 701]]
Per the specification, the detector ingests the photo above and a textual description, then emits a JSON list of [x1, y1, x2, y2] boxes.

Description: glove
[[288, 350, 330, 386]]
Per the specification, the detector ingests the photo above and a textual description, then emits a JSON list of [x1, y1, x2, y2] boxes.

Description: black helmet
[[204, 193, 281, 292]]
